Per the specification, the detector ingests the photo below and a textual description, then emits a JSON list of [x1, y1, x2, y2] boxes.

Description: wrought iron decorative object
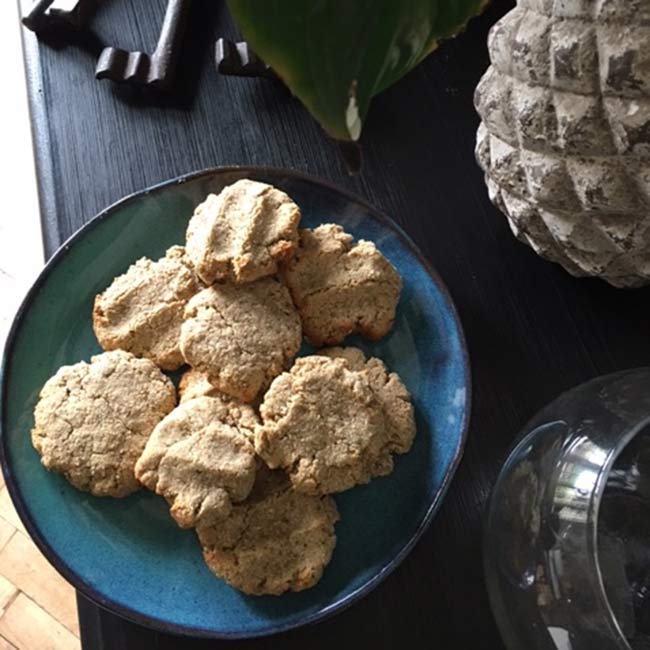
[[215, 39, 276, 80], [95, 0, 191, 89], [22, 1, 273, 95], [22, 0, 96, 33], [21, 0, 361, 172], [22, 0, 191, 90]]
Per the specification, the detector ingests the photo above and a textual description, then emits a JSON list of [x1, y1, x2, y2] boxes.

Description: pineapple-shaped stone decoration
[[475, 0, 650, 287]]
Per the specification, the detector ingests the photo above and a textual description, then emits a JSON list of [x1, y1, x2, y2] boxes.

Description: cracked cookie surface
[[180, 279, 302, 402], [255, 354, 406, 495], [318, 347, 416, 455], [197, 467, 338, 595], [282, 224, 402, 346], [185, 180, 300, 285], [135, 396, 258, 528], [178, 368, 228, 404], [31, 350, 176, 497], [93, 246, 201, 370]]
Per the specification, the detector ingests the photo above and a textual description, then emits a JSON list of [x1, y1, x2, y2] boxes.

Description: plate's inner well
[[1, 170, 468, 636]]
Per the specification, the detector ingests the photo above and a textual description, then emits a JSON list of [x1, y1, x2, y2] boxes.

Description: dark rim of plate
[[0, 166, 472, 639]]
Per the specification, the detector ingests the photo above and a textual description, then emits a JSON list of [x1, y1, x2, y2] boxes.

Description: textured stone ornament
[[475, 0, 650, 287]]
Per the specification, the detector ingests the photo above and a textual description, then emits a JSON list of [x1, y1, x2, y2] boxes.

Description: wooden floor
[[0, 263, 84, 650], [0, 247, 81, 649], [0, 474, 80, 650]]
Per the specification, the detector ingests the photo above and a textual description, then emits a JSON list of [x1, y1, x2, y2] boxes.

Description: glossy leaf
[[228, 0, 487, 141]]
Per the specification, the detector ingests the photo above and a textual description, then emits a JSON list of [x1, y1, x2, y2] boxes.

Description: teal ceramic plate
[[0, 167, 470, 638]]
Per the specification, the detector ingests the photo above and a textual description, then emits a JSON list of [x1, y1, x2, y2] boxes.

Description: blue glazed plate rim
[[0, 166, 471, 639]]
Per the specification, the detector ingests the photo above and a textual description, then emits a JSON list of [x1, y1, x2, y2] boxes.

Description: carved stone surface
[[475, 0, 650, 287]]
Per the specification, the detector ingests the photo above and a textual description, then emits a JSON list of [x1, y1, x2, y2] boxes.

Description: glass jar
[[485, 369, 650, 650]]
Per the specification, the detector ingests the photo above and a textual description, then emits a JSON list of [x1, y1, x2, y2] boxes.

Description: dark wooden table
[[20, 0, 650, 647]]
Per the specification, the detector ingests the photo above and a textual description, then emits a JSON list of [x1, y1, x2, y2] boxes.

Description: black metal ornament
[[22, 0, 96, 32], [21, 0, 362, 173], [22, 0, 192, 90], [22, 0, 272, 92], [95, 0, 191, 89], [214, 39, 276, 81]]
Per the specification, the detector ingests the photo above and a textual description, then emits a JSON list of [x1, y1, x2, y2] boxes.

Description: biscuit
[[255, 355, 404, 495], [179, 368, 266, 412], [31, 350, 176, 497], [178, 368, 227, 404], [282, 224, 402, 346], [197, 468, 338, 595], [135, 396, 258, 528], [180, 279, 302, 402], [318, 347, 415, 454], [93, 246, 201, 371], [185, 180, 300, 284]]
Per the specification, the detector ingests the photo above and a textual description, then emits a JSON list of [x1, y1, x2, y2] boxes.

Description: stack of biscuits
[[31, 179, 416, 596]]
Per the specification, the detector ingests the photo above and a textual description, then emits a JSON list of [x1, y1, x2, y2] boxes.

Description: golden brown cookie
[[197, 468, 338, 595], [185, 180, 300, 285], [93, 246, 201, 371], [178, 368, 228, 404], [255, 354, 410, 495], [282, 224, 402, 346], [318, 347, 415, 455], [31, 350, 176, 497], [179, 279, 302, 402], [135, 396, 258, 528]]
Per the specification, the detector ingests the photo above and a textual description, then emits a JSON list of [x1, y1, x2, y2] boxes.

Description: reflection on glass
[[485, 369, 650, 650], [599, 428, 650, 649]]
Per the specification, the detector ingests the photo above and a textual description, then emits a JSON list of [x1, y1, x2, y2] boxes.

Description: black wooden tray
[[19, 0, 650, 648]]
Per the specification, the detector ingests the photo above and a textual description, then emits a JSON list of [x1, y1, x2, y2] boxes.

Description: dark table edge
[[19, 1, 61, 257]]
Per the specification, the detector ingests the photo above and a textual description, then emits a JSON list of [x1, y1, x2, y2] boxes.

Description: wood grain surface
[[20, 0, 650, 648]]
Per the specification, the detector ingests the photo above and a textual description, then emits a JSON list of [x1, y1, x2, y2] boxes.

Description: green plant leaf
[[227, 0, 487, 141]]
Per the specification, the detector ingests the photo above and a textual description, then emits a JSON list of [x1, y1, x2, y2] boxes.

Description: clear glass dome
[[485, 369, 650, 650]]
